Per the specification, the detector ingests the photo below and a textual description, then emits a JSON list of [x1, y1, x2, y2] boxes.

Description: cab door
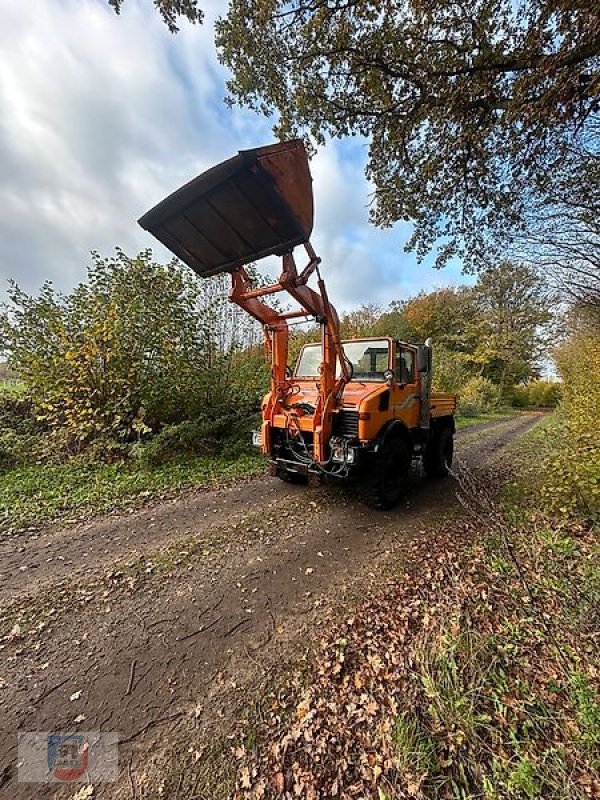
[[391, 342, 420, 428]]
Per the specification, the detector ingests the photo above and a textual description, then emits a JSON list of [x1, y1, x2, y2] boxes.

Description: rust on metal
[[138, 140, 313, 277]]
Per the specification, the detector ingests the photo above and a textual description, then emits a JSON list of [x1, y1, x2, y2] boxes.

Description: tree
[[215, 1, 600, 267], [340, 303, 383, 338], [107, 0, 202, 32], [471, 261, 552, 392], [376, 288, 479, 352], [505, 136, 600, 309]]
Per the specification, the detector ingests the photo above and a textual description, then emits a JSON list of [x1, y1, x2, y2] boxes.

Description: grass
[[454, 408, 518, 429], [0, 452, 265, 532], [0, 378, 27, 395], [392, 417, 600, 798]]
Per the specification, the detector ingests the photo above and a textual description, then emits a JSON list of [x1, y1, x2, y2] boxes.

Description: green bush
[[0, 429, 26, 472], [537, 334, 600, 517], [511, 380, 562, 408], [511, 385, 529, 408], [458, 376, 502, 416], [0, 392, 44, 470], [0, 250, 267, 450], [432, 346, 473, 393], [133, 409, 259, 467], [0, 392, 38, 435], [528, 380, 562, 408]]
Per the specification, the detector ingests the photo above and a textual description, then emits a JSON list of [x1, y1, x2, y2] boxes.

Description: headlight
[[331, 439, 345, 462], [331, 437, 356, 464]]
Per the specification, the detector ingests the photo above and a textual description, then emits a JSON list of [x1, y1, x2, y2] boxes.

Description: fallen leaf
[[8, 624, 21, 640], [272, 772, 285, 792]]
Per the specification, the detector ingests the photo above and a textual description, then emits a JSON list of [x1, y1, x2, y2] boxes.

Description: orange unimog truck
[[139, 140, 457, 508]]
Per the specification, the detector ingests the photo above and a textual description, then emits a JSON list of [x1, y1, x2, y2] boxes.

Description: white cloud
[[0, 0, 469, 309]]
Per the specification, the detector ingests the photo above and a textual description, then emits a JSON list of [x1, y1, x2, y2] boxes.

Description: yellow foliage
[[540, 333, 600, 517]]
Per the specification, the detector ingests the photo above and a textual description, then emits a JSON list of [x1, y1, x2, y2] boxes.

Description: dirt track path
[[0, 414, 521, 603], [0, 413, 540, 798]]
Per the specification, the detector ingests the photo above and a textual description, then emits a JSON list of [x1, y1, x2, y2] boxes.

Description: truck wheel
[[278, 469, 308, 485], [361, 436, 411, 510], [423, 426, 454, 479]]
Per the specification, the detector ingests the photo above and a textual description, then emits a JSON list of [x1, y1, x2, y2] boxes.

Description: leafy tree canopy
[[375, 287, 478, 351], [334, 261, 552, 390], [107, 1, 599, 275], [471, 261, 552, 389], [213, 0, 600, 267]]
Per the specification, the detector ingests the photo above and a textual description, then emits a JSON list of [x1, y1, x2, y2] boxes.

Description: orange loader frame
[[229, 242, 350, 464]]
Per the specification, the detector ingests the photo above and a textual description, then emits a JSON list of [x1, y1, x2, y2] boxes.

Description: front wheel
[[278, 468, 308, 485], [360, 436, 412, 510], [423, 426, 454, 479]]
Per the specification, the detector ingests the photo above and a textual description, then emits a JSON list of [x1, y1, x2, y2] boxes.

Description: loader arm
[[138, 139, 349, 464], [230, 243, 349, 464]]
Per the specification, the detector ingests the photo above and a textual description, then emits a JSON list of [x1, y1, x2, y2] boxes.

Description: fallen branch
[[178, 616, 223, 642], [35, 677, 69, 705], [125, 659, 137, 696], [120, 711, 185, 744], [224, 618, 252, 638], [127, 755, 137, 799]]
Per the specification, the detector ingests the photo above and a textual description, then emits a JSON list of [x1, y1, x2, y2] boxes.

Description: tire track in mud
[[0, 413, 541, 799]]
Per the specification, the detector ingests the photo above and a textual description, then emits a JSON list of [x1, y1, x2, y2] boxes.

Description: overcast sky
[[0, 0, 472, 312]]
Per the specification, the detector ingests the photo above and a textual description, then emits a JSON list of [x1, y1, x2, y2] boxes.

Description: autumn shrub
[[458, 376, 502, 416], [528, 379, 562, 407], [511, 380, 562, 408], [536, 333, 600, 517], [0, 250, 266, 454], [432, 346, 473, 393], [226, 345, 270, 408], [0, 392, 37, 435], [0, 391, 43, 470], [0, 430, 25, 472]]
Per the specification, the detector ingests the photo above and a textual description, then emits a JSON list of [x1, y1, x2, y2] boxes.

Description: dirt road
[[0, 413, 539, 798]]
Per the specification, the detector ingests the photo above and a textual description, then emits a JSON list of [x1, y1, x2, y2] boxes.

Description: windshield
[[294, 340, 390, 381]]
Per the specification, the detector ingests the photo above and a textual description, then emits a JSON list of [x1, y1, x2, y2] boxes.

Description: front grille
[[335, 410, 359, 438]]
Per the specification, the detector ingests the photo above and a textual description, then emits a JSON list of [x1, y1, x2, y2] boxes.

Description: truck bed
[[430, 392, 457, 418]]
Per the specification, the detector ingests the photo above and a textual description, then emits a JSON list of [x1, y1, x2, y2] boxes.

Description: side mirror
[[383, 369, 394, 385], [417, 345, 431, 373]]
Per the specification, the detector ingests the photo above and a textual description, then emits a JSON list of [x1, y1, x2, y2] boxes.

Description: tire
[[278, 468, 308, 485], [360, 435, 412, 510], [423, 425, 454, 479]]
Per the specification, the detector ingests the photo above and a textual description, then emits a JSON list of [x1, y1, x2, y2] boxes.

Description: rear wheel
[[361, 436, 411, 510], [423, 425, 454, 479]]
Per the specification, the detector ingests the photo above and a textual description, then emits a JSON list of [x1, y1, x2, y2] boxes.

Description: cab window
[[395, 346, 415, 385]]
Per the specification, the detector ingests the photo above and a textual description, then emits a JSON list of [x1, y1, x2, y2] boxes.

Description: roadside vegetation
[[0, 251, 268, 530], [231, 307, 600, 799], [0, 252, 555, 532]]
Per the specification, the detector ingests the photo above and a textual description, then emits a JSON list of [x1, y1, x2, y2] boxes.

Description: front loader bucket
[[138, 140, 313, 277]]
